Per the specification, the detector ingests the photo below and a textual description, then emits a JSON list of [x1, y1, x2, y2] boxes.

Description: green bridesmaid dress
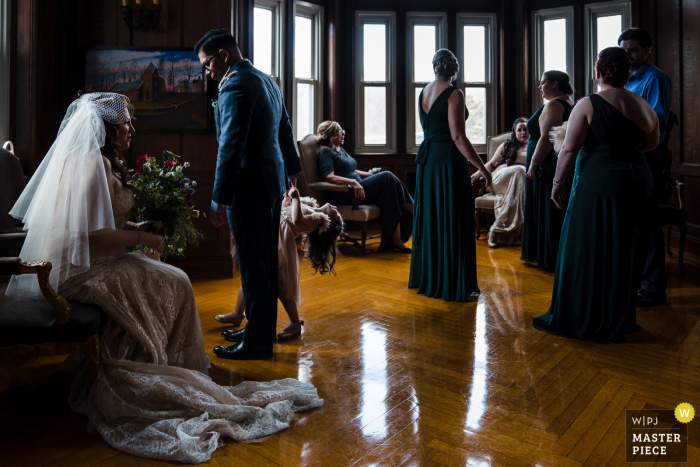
[[533, 94, 653, 343], [408, 87, 479, 302], [521, 99, 572, 271]]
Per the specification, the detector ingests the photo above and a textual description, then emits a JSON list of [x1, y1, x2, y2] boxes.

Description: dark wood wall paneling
[[636, 0, 700, 254], [10, 0, 236, 279]]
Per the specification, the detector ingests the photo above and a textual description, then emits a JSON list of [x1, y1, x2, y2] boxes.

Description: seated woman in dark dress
[[316, 121, 414, 252]]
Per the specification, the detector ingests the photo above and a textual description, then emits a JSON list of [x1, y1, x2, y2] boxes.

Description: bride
[[5, 93, 323, 463]]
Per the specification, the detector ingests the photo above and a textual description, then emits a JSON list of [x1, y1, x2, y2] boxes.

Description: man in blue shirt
[[619, 28, 672, 307]]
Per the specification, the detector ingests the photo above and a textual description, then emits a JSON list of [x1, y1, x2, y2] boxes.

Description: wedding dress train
[[59, 188, 323, 463]]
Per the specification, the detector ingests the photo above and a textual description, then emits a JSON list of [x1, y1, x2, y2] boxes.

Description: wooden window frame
[[406, 12, 447, 154], [456, 12, 497, 153], [354, 11, 396, 154], [293, 1, 323, 140], [531, 6, 575, 112], [584, 0, 632, 95]]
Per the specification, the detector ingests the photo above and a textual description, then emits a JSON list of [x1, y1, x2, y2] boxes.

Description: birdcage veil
[[5, 93, 133, 298]]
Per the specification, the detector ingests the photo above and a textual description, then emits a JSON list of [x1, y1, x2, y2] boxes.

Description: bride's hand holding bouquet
[[128, 151, 204, 258]]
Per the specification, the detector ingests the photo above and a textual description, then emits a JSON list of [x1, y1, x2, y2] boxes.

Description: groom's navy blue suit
[[213, 59, 301, 345]]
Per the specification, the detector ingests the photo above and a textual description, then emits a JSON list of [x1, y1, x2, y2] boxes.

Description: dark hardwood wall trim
[[8, 0, 17, 147], [323, 0, 341, 122], [236, 0, 255, 59], [283, 0, 295, 117]]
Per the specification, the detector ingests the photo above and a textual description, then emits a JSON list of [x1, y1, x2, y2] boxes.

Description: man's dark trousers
[[640, 147, 667, 297], [227, 196, 283, 345]]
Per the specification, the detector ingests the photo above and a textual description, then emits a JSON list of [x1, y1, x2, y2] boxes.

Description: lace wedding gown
[[488, 147, 527, 245], [59, 187, 323, 464]]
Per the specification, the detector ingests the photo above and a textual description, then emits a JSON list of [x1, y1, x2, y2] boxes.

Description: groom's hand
[[210, 209, 227, 228], [209, 201, 228, 228], [210, 209, 228, 228]]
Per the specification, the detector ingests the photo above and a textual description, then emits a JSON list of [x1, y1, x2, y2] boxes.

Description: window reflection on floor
[[466, 299, 488, 430], [360, 321, 388, 439]]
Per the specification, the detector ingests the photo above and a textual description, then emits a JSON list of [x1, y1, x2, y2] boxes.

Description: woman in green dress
[[533, 47, 658, 343], [408, 49, 491, 302], [521, 71, 574, 271]]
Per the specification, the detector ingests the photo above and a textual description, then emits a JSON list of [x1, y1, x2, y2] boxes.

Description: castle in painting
[[110, 62, 160, 102]]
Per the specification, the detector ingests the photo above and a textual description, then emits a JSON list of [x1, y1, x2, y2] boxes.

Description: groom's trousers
[[227, 195, 283, 345]]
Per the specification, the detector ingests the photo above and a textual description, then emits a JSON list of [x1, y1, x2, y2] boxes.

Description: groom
[[196, 29, 301, 359]]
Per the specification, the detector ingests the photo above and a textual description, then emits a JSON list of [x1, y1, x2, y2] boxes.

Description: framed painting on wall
[[85, 46, 211, 133]]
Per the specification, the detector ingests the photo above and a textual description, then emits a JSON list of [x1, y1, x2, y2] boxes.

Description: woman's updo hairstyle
[[543, 70, 574, 95], [595, 47, 631, 88], [432, 49, 459, 83], [316, 120, 340, 147]]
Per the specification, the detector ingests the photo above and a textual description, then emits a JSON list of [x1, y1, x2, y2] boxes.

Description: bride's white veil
[[6, 93, 134, 298]]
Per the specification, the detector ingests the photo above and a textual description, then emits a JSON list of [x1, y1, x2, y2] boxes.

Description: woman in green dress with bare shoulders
[[534, 48, 657, 343], [408, 49, 491, 302], [521, 71, 574, 271]]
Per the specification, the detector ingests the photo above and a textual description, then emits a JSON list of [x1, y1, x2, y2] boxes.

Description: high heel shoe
[[215, 313, 245, 326], [487, 234, 498, 248], [277, 321, 304, 340], [378, 242, 412, 253]]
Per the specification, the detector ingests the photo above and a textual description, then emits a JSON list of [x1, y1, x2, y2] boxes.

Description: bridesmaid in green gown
[[408, 49, 491, 302], [533, 48, 658, 343], [521, 71, 574, 271]]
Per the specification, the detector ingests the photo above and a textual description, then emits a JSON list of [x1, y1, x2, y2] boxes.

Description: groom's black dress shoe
[[221, 328, 245, 342], [213, 342, 273, 360], [636, 290, 667, 308]]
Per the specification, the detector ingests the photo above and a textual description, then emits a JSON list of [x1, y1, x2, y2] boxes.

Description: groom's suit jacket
[[213, 59, 301, 208]]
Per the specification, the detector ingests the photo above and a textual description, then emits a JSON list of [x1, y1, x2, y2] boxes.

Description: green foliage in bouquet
[[129, 150, 204, 258]]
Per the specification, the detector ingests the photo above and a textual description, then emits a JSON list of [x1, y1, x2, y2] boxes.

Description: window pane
[[464, 87, 486, 145], [254, 8, 273, 75], [596, 15, 622, 91], [413, 25, 436, 83], [295, 16, 312, 79], [463, 26, 486, 82], [364, 86, 386, 145], [296, 83, 314, 138], [363, 24, 386, 82], [597, 15, 622, 55], [415, 87, 424, 145], [544, 18, 567, 74]]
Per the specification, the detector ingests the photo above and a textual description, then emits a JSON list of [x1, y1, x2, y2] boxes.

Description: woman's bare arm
[[448, 91, 488, 171], [485, 142, 505, 172], [531, 101, 565, 165], [554, 99, 590, 183], [642, 116, 660, 153], [89, 156, 164, 253], [290, 194, 323, 232]]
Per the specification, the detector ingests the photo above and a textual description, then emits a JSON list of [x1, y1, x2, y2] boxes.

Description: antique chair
[[296, 134, 381, 255], [473, 132, 510, 238], [0, 145, 27, 256], [658, 112, 686, 275], [0, 142, 104, 393]]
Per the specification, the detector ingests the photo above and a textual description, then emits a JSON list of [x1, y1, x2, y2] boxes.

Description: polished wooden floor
[[1, 233, 699, 466]]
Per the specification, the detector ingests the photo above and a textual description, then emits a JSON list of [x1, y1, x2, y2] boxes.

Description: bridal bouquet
[[129, 150, 204, 258]]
